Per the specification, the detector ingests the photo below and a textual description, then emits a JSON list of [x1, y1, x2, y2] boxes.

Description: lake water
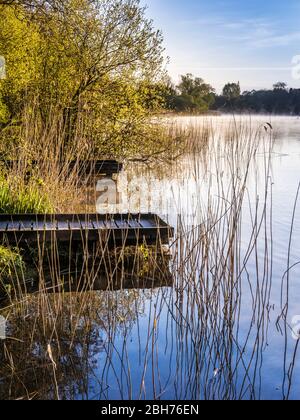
[[1, 115, 300, 400]]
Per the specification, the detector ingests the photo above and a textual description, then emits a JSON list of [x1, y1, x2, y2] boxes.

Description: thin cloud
[[178, 16, 226, 26], [249, 31, 300, 48], [208, 16, 299, 49]]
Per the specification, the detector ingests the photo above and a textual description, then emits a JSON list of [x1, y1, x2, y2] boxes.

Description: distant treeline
[[164, 75, 300, 115]]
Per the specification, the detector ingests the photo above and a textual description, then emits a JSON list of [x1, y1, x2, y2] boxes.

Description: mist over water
[[107, 115, 300, 400]]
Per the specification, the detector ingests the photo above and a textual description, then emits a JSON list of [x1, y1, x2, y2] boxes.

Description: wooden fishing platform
[[1, 160, 123, 177], [68, 160, 123, 176], [0, 214, 173, 247]]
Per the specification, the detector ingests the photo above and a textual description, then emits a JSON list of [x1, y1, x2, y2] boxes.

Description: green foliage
[[83, 76, 170, 158], [273, 82, 287, 91], [214, 82, 300, 114], [0, 0, 166, 158], [0, 175, 54, 214], [166, 74, 215, 113], [164, 75, 300, 116], [0, 246, 24, 278], [222, 82, 241, 102], [0, 5, 40, 125]]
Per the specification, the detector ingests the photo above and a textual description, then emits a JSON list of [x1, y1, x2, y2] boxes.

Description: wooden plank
[[103, 219, 119, 230], [57, 220, 71, 230], [0, 213, 173, 246], [91, 220, 106, 230], [127, 219, 142, 229], [114, 218, 131, 229], [19, 221, 34, 231], [5, 160, 123, 175], [6, 221, 21, 231], [80, 220, 95, 230], [42, 221, 57, 231], [0, 222, 8, 230], [137, 217, 150, 228]]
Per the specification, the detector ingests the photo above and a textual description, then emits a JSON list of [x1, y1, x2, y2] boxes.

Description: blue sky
[[143, 0, 300, 92]]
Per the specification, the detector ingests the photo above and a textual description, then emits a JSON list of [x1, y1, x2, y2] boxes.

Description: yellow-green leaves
[[0, 6, 40, 118], [0, 0, 166, 159], [0, 246, 24, 279]]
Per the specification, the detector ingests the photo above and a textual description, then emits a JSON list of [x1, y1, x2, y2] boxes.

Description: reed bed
[[0, 116, 299, 400]]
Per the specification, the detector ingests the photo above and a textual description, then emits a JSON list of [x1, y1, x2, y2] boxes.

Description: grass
[[0, 175, 54, 214], [0, 246, 24, 303], [0, 246, 24, 277]]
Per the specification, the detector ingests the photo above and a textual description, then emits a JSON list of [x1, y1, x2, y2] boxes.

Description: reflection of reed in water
[[0, 243, 172, 400], [0, 117, 299, 400], [0, 240, 172, 301], [0, 291, 150, 400]]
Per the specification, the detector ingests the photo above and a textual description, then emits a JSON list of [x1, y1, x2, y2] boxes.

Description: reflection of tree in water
[[0, 241, 298, 400], [0, 245, 170, 400], [0, 289, 152, 400], [1, 121, 300, 400]]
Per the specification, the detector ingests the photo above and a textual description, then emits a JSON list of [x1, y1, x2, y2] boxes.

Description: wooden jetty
[[66, 160, 123, 176], [1, 160, 123, 177], [0, 213, 173, 247]]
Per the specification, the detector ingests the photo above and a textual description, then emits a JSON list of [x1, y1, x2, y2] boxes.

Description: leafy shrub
[[0, 175, 54, 214], [0, 246, 24, 278]]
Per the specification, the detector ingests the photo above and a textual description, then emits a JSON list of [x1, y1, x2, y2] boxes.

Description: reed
[[0, 116, 298, 400]]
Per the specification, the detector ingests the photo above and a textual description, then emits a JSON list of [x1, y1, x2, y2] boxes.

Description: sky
[[143, 0, 300, 92]]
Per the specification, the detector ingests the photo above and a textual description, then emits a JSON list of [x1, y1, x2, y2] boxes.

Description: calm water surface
[[89, 115, 300, 400], [2, 115, 300, 400]]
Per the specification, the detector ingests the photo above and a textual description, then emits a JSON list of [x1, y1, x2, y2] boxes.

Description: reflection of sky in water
[[4, 116, 299, 400], [90, 116, 300, 400]]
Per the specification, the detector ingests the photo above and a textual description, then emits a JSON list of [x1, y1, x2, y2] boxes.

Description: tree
[[273, 82, 287, 91], [222, 82, 241, 102], [169, 74, 215, 112], [0, 5, 40, 126], [213, 83, 300, 115], [178, 74, 214, 98], [0, 0, 166, 156]]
